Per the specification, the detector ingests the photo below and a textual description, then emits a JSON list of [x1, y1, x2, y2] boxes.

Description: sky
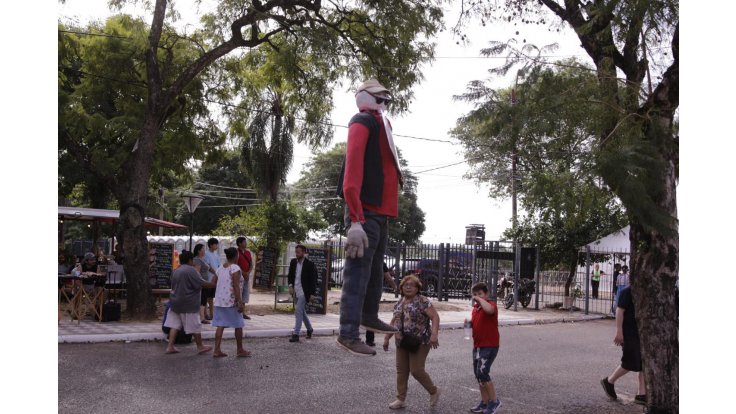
[[0, 1, 729, 411], [56, 0, 588, 244]]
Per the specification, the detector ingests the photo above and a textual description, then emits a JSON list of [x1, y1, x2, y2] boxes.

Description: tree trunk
[[629, 114, 679, 413], [117, 115, 162, 318], [563, 253, 577, 297]]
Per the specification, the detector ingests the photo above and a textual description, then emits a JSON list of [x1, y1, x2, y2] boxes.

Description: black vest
[[336, 112, 384, 206]]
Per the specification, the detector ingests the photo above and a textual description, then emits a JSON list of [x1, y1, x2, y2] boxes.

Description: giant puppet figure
[[336, 79, 403, 356]]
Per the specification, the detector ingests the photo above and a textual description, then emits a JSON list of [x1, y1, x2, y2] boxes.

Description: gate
[[326, 239, 538, 305]]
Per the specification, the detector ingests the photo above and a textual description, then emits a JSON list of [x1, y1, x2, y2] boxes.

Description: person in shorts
[[164, 251, 216, 355], [600, 285, 647, 405], [469, 282, 502, 414]]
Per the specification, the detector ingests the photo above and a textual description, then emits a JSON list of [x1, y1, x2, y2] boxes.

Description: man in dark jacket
[[287, 244, 317, 342]]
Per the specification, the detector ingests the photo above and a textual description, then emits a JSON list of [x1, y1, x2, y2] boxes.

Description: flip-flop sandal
[[201, 320, 211, 324], [198, 347, 212, 355], [236, 351, 253, 358], [165, 349, 180, 354], [213, 352, 227, 358]]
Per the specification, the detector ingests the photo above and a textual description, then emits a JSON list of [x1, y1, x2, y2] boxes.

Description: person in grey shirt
[[193, 243, 212, 324], [164, 251, 216, 355]]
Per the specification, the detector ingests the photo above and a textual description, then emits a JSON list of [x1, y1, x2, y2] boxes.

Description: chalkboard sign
[[149, 242, 174, 289], [255, 247, 279, 288], [305, 246, 330, 315]]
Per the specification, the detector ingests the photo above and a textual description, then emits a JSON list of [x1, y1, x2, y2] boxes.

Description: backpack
[[161, 301, 193, 344]]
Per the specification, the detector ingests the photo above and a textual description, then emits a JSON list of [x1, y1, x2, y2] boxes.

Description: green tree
[[294, 144, 426, 245], [294, 143, 347, 236], [72, 0, 444, 317], [182, 151, 257, 235], [452, 63, 627, 295], [58, 15, 224, 268], [458, 1, 679, 410], [214, 200, 326, 249]]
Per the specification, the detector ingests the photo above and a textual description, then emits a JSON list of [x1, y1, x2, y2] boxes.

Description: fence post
[[438, 243, 445, 301], [513, 242, 520, 312], [584, 246, 591, 315], [534, 246, 540, 310], [394, 243, 402, 298]]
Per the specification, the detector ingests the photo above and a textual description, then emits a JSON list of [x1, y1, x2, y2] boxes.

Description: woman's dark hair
[[193, 243, 205, 256], [179, 250, 194, 265], [224, 247, 238, 261]]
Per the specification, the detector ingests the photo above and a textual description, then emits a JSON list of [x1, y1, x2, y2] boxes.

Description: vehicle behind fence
[[326, 239, 629, 316]]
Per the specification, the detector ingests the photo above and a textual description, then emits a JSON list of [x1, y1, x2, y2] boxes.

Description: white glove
[[346, 221, 369, 259]]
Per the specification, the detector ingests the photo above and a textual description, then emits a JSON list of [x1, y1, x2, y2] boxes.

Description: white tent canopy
[[582, 225, 630, 253]]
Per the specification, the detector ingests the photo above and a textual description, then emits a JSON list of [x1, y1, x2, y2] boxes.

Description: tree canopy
[[61, 0, 446, 318], [455, 1, 679, 411], [452, 62, 627, 273], [58, 15, 225, 209], [294, 144, 426, 245]]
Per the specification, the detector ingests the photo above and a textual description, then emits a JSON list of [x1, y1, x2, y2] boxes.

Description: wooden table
[[59, 274, 106, 323]]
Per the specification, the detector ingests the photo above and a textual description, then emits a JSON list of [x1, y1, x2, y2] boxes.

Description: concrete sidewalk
[[58, 291, 605, 344]]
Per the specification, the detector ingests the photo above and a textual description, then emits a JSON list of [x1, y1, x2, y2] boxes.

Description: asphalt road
[[58, 319, 644, 414]]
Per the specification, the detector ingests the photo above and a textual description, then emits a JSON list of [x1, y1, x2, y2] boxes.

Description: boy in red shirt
[[469, 282, 502, 414]]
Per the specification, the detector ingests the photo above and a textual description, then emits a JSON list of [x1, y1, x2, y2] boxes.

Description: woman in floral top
[[383, 274, 441, 410]]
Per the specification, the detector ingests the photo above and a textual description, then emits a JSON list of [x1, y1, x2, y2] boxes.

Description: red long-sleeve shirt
[[342, 111, 400, 223]]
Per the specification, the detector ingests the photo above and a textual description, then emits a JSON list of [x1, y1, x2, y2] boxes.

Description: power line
[[414, 160, 467, 174], [59, 29, 133, 40]]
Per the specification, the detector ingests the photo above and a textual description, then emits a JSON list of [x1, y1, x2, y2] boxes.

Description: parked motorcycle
[[500, 276, 536, 309], [496, 274, 513, 301]]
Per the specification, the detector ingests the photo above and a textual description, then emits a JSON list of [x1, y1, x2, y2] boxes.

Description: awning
[[58, 206, 187, 229]]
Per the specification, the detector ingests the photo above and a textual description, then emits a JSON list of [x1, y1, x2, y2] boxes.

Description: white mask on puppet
[[355, 90, 387, 113]]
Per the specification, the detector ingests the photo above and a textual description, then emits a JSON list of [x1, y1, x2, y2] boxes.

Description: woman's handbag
[[398, 304, 422, 353], [398, 332, 422, 353]]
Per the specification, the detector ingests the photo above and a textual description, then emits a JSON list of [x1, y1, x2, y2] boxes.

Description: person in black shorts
[[600, 286, 647, 405]]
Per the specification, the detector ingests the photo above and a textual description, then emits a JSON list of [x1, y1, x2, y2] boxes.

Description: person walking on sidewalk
[[613, 265, 630, 311], [365, 262, 398, 347], [382, 275, 440, 410], [202, 238, 221, 320], [212, 247, 252, 358], [236, 236, 253, 320], [287, 244, 317, 342], [601, 285, 646, 406], [336, 79, 402, 356], [610, 263, 621, 314], [467, 282, 502, 414], [192, 244, 212, 324], [164, 251, 216, 355]]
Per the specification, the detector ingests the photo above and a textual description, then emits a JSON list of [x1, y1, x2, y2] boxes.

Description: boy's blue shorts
[[473, 346, 499, 383]]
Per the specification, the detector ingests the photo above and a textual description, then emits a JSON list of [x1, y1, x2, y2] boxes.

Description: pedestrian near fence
[[468, 282, 502, 414], [591, 264, 604, 299], [383, 274, 440, 410], [601, 285, 647, 406], [287, 244, 317, 342], [365, 262, 398, 346]]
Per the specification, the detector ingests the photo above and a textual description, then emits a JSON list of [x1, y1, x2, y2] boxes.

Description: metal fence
[[326, 239, 630, 316]]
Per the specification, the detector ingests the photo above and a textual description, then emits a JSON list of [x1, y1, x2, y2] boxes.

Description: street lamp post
[[181, 193, 204, 251]]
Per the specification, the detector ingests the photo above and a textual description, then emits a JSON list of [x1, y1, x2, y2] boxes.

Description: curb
[[58, 316, 605, 344]]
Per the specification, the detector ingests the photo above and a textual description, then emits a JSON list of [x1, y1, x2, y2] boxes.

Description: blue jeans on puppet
[[338, 212, 388, 341]]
